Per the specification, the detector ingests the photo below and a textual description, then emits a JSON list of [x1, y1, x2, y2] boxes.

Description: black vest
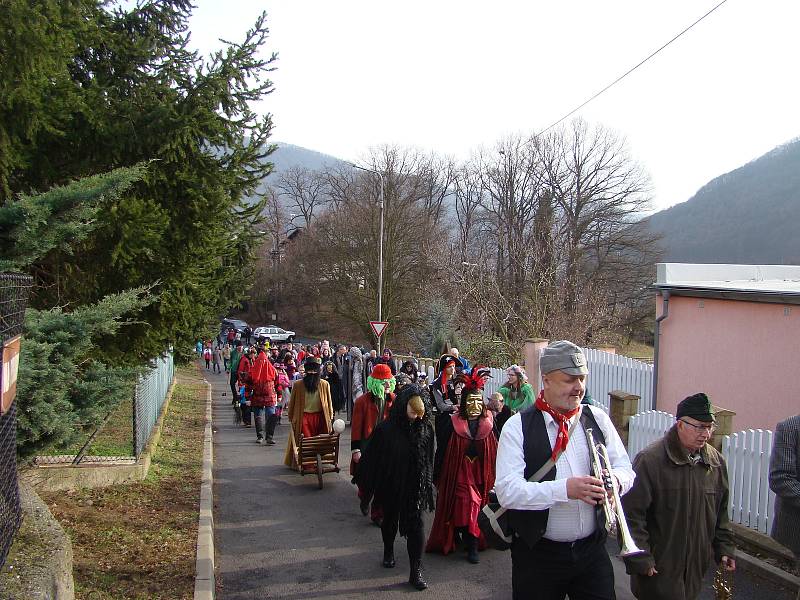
[[505, 406, 606, 549]]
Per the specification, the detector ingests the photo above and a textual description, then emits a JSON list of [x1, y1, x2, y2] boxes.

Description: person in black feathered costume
[[355, 384, 435, 591]]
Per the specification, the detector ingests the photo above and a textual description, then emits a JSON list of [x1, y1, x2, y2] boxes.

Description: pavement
[[205, 366, 798, 599]]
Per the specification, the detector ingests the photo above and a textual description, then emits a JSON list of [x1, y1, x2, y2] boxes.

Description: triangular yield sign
[[369, 321, 388, 337]]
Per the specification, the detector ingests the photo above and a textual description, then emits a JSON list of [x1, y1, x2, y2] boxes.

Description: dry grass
[[41, 368, 206, 600]]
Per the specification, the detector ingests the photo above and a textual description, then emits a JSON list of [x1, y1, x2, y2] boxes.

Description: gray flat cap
[[539, 340, 588, 376]]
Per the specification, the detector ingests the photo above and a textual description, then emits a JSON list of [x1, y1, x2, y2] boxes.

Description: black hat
[[437, 354, 458, 373], [303, 356, 322, 372], [676, 393, 715, 423]]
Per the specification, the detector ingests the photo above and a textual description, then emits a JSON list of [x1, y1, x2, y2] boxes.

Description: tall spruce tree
[[1, 0, 277, 361]]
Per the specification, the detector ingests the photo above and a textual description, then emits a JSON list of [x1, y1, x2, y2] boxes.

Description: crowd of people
[[198, 335, 800, 600]]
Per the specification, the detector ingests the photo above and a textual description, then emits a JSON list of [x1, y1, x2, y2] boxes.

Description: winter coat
[[769, 414, 800, 556], [622, 425, 735, 600], [498, 382, 535, 413]]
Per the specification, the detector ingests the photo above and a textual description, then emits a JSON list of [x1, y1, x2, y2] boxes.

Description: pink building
[[654, 263, 800, 432]]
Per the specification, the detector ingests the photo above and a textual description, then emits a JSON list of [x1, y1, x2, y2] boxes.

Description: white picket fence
[[627, 410, 776, 534], [581, 347, 653, 413], [723, 429, 775, 534], [627, 410, 675, 459]]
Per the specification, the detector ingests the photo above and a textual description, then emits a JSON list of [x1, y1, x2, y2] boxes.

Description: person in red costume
[[246, 344, 278, 444], [425, 367, 497, 564]]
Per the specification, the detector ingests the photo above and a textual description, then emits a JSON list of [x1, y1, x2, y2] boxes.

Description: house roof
[[654, 263, 800, 305]]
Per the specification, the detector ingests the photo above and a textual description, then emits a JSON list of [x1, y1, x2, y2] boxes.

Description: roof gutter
[[652, 290, 670, 412]]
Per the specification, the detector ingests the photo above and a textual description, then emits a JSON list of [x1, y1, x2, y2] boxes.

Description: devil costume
[[355, 384, 435, 591], [426, 368, 497, 563]]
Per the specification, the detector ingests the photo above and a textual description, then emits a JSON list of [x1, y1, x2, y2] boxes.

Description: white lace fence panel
[[627, 410, 674, 460], [581, 348, 654, 413], [723, 429, 775, 534]]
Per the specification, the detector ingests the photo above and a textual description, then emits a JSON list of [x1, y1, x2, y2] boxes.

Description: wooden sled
[[289, 424, 341, 489]]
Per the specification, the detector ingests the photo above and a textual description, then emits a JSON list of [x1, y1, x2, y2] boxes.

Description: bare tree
[[275, 166, 329, 227]]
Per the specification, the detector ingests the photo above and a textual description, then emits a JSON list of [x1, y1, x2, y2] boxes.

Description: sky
[[185, 1, 800, 212]]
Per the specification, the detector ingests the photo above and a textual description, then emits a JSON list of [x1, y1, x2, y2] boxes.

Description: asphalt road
[[206, 366, 796, 600]]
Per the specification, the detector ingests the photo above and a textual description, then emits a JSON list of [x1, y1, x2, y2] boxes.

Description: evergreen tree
[[0, 167, 154, 458], [1, 1, 277, 360]]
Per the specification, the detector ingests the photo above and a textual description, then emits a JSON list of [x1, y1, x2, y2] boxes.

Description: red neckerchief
[[534, 390, 580, 461]]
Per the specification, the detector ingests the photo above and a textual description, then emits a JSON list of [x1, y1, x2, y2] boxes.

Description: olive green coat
[[622, 425, 735, 600]]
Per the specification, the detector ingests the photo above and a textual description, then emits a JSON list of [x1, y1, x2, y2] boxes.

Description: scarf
[[534, 390, 580, 461]]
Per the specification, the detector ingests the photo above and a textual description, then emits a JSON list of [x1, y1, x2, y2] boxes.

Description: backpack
[[203, 348, 212, 360]]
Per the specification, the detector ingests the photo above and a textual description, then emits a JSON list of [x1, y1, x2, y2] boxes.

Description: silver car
[[253, 326, 295, 343]]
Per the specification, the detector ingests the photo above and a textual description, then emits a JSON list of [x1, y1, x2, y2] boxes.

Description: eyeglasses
[[679, 419, 715, 433]]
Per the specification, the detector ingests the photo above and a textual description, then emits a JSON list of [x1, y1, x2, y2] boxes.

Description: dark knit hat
[[303, 357, 322, 372], [370, 363, 393, 380], [676, 393, 715, 423]]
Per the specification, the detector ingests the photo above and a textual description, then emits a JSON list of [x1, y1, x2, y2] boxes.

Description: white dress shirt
[[495, 405, 635, 542]]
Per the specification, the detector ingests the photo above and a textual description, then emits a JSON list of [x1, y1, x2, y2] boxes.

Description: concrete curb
[[737, 549, 800, 590], [194, 380, 215, 600]]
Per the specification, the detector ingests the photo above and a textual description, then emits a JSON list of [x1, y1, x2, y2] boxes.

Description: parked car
[[221, 318, 249, 335], [253, 326, 295, 343]]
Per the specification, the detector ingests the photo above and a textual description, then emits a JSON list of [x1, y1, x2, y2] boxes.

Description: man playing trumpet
[[495, 341, 635, 600]]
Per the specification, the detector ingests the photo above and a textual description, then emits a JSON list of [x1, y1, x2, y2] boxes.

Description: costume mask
[[408, 395, 425, 419], [465, 391, 484, 419]]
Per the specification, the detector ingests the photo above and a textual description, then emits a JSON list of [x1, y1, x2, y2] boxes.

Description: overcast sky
[[186, 1, 800, 212]]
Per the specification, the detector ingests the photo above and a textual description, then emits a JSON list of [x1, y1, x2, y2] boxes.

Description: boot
[[265, 414, 278, 445], [254, 414, 265, 444], [465, 534, 479, 564], [382, 545, 395, 568], [408, 559, 427, 591]]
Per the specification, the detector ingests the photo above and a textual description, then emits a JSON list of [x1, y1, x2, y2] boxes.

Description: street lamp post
[[352, 164, 385, 351]]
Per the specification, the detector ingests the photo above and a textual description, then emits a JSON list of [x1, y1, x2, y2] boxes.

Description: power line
[[538, 0, 729, 135]]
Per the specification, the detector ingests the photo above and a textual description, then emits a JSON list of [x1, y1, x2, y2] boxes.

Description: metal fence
[[0, 273, 33, 569], [134, 352, 175, 458]]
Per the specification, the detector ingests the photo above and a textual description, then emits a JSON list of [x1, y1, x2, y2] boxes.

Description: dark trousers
[[511, 533, 615, 600], [381, 509, 424, 564]]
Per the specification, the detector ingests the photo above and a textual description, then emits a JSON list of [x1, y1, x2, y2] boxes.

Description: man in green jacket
[[622, 393, 736, 600]]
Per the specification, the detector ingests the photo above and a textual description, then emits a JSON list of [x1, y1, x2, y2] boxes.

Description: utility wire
[[538, 0, 729, 135]]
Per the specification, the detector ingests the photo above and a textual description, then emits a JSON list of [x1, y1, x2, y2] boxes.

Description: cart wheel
[[316, 454, 323, 489]]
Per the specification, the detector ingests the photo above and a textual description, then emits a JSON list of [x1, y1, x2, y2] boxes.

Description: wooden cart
[[289, 425, 341, 489]]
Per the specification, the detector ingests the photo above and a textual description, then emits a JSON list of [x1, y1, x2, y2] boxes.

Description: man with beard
[[426, 367, 497, 564], [283, 357, 333, 469], [351, 363, 396, 525], [355, 384, 435, 591]]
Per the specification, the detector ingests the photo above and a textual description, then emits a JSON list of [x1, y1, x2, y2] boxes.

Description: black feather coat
[[355, 385, 435, 536]]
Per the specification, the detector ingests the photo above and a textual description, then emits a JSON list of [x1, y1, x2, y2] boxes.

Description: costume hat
[[370, 363, 393, 380]]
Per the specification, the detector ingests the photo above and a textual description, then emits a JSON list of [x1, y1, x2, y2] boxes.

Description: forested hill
[[645, 138, 800, 265], [269, 142, 345, 173]]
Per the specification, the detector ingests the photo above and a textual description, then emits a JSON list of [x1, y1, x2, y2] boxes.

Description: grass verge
[[40, 367, 206, 600]]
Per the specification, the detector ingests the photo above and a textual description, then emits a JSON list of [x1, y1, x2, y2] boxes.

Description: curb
[[194, 380, 215, 599], [737, 549, 800, 590]]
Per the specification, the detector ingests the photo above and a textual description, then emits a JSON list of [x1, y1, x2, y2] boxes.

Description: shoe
[[382, 547, 395, 568], [266, 437, 275, 445], [409, 561, 428, 591], [359, 498, 369, 516], [371, 517, 383, 527], [465, 535, 479, 564], [257, 438, 265, 445]]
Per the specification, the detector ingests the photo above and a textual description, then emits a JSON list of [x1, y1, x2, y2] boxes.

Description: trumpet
[[713, 564, 734, 599], [585, 428, 645, 557]]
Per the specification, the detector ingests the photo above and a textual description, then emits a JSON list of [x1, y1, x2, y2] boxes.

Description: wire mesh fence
[[134, 352, 175, 458], [0, 273, 34, 569], [32, 350, 175, 465]]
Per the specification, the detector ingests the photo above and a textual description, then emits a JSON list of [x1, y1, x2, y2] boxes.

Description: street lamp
[[352, 163, 386, 349]]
